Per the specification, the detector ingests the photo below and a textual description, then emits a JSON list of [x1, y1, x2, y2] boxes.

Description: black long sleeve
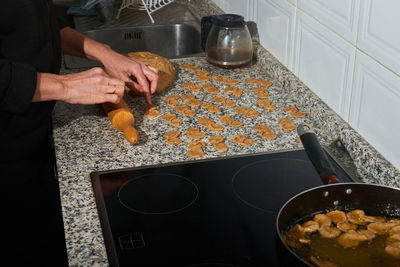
[[0, 59, 37, 114], [0, 0, 64, 161]]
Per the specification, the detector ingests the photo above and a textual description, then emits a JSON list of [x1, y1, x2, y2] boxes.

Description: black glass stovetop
[[91, 149, 354, 267]]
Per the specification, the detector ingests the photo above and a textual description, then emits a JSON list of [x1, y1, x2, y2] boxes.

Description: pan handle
[[297, 124, 340, 184]]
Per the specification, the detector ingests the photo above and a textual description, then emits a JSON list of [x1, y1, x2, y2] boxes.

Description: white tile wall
[[293, 10, 355, 118], [358, 0, 400, 76], [213, 0, 253, 20], [213, 0, 400, 169], [350, 51, 400, 167], [254, 0, 296, 68], [297, 0, 360, 44], [286, 0, 297, 6]]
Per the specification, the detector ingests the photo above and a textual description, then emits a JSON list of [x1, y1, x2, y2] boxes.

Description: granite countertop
[[52, 1, 400, 266]]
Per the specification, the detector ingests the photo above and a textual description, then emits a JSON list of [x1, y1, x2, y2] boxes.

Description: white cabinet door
[[293, 10, 355, 119]]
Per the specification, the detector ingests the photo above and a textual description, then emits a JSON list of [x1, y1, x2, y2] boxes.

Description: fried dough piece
[[336, 221, 358, 232], [318, 225, 341, 239], [284, 224, 307, 249], [357, 229, 376, 241], [302, 220, 319, 233], [314, 214, 332, 227], [326, 210, 347, 224], [385, 242, 400, 259], [337, 232, 361, 248], [368, 221, 399, 235], [389, 225, 400, 236], [347, 210, 370, 225]]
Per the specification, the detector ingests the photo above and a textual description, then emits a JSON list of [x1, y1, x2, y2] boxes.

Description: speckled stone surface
[[52, 1, 400, 266], [55, 58, 317, 176]]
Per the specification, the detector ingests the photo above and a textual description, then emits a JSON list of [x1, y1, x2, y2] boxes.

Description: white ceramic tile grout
[[347, 0, 363, 122], [215, 0, 400, 120], [294, 6, 356, 49], [288, 5, 297, 72]]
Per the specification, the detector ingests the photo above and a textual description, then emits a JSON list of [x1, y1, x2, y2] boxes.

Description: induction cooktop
[[90, 149, 354, 267]]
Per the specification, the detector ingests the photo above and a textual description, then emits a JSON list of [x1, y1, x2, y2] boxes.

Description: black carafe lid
[[211, 14, 246, 28]]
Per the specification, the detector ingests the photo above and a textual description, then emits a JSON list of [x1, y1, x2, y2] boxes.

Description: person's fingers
[[125, 80, 141, 92], [106, 77, 125, 87], [143, 91, 152, 106], [124, 79, 152, 105], [132, 67, 150, 92], [105, 78, 125, 98], [103, 93, 121, 104], [143, 66, 159, 94], [147, 66, 158, 73]]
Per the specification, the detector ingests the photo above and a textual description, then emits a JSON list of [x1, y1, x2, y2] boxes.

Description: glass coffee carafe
[[201, 14, 253, 69]]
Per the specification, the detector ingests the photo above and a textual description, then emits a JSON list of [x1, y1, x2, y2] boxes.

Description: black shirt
[[0, 0, 67, 162], [0, 2, 69, 265]]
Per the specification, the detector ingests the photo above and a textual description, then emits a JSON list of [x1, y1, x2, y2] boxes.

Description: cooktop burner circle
[[118, 173, 199, 215], [232, 157, 320, 214]]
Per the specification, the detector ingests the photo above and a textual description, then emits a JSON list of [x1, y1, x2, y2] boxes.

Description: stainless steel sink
[[64, 24, 203, 69]]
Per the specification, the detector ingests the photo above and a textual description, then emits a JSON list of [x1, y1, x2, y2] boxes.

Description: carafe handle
[[201, 16, 214, 51]]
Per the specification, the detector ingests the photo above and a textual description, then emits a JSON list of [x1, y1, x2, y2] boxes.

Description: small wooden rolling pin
[[102, 98, 139, 144]]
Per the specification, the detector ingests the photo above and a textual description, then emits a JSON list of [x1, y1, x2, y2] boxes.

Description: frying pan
[[276, 124, 400, 266]]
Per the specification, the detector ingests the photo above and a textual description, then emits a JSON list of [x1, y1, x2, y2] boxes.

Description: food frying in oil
[[283, 209, 400, 266]]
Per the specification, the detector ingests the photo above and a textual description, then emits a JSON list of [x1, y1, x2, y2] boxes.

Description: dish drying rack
[[116, 0, 175, 23]]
